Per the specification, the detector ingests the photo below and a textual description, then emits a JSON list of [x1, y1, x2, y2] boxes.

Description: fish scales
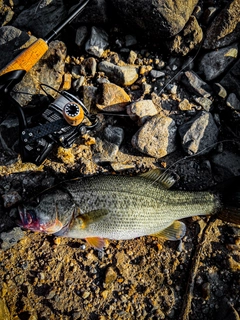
[[62, 175, 220, 240]]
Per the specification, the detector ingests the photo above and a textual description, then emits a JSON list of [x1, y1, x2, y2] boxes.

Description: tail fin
[[217, 176, 240, 225]]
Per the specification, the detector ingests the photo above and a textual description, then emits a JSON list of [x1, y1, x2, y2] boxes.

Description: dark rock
[[131, 115, 177, 158], [74, 0, 109, 26], [203, 0, 240, 49], [226, 93, 240, 111], [220, 58, 240, 100], [167, 15, 203, 56], [2, 191, 22, 208], [85, 26, 109, 58], [181, 71, 212, 98], [211, 151, 240, 178], [178, 111, 219, 155], [199, 43, 238, 81], [110, 0, 198, 39], [75, 26, 88, 47], [12, 0, 66, 38]]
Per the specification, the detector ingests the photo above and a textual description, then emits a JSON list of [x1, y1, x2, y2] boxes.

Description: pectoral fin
[[86, 237, 108, 250], [151, 221, 186, 241], [79, 209, 109, 228], [140, 169, 179, 189]]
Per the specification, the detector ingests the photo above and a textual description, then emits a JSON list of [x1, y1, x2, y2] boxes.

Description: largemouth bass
[[18, 170, 240, 250]]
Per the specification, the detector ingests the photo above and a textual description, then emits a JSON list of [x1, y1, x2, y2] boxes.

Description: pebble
[[96, 82, 131, 112], [213, 83, 227, 99], [181, 71, 212, 98], [178, 111, 218, 155], [128, 50, 138, 64], [85, 26, 109, 58], [125, 34, 137, 47], [132, 115, 177, 158], [104, 266, 117, 286], [199, 43, 238, 81], [150, 70, 165, 79], [178, 99, 192, 111], [98, 61, 138, 86], [126, 99, 158, 125]]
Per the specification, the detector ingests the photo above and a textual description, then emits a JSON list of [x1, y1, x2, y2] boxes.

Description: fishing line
[[157, 39, 203, 96]]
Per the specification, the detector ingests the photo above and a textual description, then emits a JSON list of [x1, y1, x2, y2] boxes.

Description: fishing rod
[[0, 0, 100, 166]]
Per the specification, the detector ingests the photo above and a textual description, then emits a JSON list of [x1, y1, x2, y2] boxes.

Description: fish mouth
[[18, 205, 63, 234]]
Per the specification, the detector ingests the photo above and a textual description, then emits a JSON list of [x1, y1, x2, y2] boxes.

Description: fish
[[18, 169, 240, 250]]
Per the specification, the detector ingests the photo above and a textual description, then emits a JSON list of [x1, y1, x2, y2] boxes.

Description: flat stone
[[203, 0, 240, 49], [98, 61, 138, 86], [178, 111, 219, 155], [131, 115, 177, 158], [126, 100, 158, 125], [199, 43, 238, 81], [96, 83, 131, 112], [150, 70, 165, 78], [181, 71, 212, 98], [85, 26, 109, 58]]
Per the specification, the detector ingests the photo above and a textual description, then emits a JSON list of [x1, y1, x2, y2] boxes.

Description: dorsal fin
[[140, 169, 179, 189], [151, 221, 186, 241]]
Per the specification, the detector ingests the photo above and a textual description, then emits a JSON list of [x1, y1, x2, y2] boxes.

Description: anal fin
[[86, 237, 108, 250], [151, 221, 186, 241]]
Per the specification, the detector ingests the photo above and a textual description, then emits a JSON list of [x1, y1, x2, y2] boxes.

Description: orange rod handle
[[0, 38, 49, 76]]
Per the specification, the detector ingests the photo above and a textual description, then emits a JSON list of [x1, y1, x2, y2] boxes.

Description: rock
[[104, 266, 117, 286], [83, 85, 98, 111], [126, 100, 158, 125], [127, 50, 138, 64], [0, 0, 14, 26], [125, 34, 137, 47], [98, 61, 138, 86], [220, 58, 240, 100], [213, 83, 227, 99], [199, 43, 238, 81], [0, 227, 25, 250], [203, 0, 240, 49], [178, 111, 219, 155], [226, 93, 240, 111], [150, 70, 165, 79], [131, 115, 177, 158], [75, 26, 88, 47], [167, 15, 203, 56], [74, 0, 109, 26], [85, 26, 109, 58], [110, 0, 199, 39], [192, 96, 213, 112], [178, 99, 193, 111], [12, 40, 67, 106], [93, 126, 124, 163], [2, 191, 22, 208], [181, 71, 212, 98], [82, 57, 97, 77], [211, 151, 240, 179], [13, 0, 66, 38], [96, 82, 131, 112]]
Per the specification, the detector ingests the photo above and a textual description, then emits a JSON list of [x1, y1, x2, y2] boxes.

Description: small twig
[[180, 217, 216, 320]]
